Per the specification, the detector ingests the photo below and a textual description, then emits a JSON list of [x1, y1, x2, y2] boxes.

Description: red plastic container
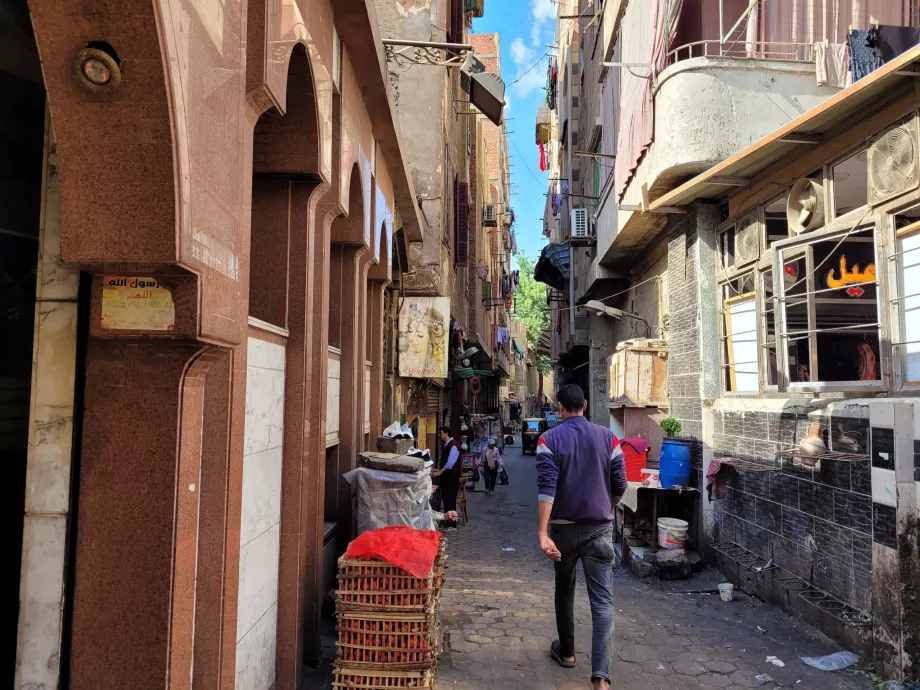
[[620, 438, 650, 482]]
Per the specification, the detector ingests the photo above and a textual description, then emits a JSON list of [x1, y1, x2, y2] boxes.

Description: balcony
[[606, 53, 842, 265], [493, 347, 511, 378]]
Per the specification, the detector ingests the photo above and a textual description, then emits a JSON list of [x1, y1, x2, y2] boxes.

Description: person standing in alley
[[536, 384, 627, 690], [431, 426, 461, 532], [481, 438, 503, 496]]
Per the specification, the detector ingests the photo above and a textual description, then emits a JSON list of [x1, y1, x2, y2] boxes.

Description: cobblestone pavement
[[433, 442, 870, 690]]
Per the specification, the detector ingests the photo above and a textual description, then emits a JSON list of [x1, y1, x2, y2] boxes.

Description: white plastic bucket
[[718, 583, 734, 602], [657, 517, 689, 550]]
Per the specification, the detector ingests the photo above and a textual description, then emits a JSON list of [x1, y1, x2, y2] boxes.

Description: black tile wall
[[755, 497, 782, 533], [743, 412, 769, 440], [782, 508, 815, 546], [853, 531, 873, 572], [871, 427, 895, 470], [800, 480, 834, 519], [775, 412, 798, 445], [771, 473, 799, 510], [831, 416, 869, 454], [834, 490, 873, 533], [914, 441, 920, 482], [815, 520, 854, 565], [743, 470, 771, 500], [851, 459, 872, 496], [850, 568, 872, 613], [817, 458, 852, 491], [813, 553, 852, 603], [872, 502, 897, 548]]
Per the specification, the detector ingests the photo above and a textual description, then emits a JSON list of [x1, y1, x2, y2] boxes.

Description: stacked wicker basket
[[333, 538, 447, 689]]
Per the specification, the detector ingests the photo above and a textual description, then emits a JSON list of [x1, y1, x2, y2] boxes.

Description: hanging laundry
[[538, 142, 547, 172], [815, 42, 848, 88], [847, 29, 879, 83], [877, 25, 920, 64]]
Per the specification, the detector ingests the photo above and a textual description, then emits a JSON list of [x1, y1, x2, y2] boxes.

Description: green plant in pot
[[660, 417, 682, 438], [658, 417, 690, 489]]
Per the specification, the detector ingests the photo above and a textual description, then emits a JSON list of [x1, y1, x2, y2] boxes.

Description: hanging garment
[[815, 42, 848, 88], [847, 29, 878, 82], [538, 142, 547, 172], [858, 343, 877, 380], [877, 25, 920, 64]]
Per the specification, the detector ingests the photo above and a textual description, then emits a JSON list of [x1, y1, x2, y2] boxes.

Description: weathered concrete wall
[[613, 58, 842, 258], [375, 0, 456, 295]]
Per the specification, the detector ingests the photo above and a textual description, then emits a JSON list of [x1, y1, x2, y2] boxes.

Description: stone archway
[[244, 40, 328, 690]]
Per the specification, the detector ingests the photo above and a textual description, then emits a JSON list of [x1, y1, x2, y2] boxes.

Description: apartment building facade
[[537, 0, 920, 679], [371, 12, 513, 444], [5, 1, 433, 689]]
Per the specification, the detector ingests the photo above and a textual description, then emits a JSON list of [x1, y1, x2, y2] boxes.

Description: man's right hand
[[539, 534, 561, 561]]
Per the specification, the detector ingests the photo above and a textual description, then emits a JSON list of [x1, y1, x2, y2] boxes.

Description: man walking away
[[431, 426, 461, 531], [535, 384, 627, 690], [481, 439, 503, 496]]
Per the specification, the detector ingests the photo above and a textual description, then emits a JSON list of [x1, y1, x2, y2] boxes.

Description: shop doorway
[[0, 0, 46, 681]]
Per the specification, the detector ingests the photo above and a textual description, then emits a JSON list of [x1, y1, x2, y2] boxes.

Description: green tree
[[513, 251, 549, 372]]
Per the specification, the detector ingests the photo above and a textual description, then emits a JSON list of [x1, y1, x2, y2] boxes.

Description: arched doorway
[[326, 164, 367, 553], [2, 2, 85, 687], [243, 41, 325, 690], [0, 1, 45, 680]]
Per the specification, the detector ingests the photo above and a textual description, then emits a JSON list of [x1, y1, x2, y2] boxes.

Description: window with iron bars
[[717, 144, 899, 393]]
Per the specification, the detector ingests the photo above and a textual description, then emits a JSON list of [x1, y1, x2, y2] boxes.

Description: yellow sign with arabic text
[[825, 256, 875, 298], [102, 276, 175, 331]]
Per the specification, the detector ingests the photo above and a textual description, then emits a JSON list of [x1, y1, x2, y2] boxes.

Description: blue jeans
[[551, 522, 615, 682]]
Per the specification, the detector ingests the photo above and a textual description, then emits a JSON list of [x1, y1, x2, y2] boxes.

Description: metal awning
[[534, 243, 571, 292], [650, 44, 920, 212]]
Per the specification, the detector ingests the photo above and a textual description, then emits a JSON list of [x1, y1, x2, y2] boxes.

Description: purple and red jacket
[[536, 416, 627, 523]]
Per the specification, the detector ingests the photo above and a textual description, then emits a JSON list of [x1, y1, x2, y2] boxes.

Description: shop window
[[764, 194, 790, 247], [893, 205, 920, 385], [720, 273, 758, 392], [776, 226, 881, 387], [832, 149, 868, 218]]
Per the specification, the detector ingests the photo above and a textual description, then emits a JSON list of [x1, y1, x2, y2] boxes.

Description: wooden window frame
[[887, 199, 920, 390], [772, 216, 889, 394]]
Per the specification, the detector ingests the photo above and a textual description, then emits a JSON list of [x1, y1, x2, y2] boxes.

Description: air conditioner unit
[[483, 204, 497, 227], [571, 208, 590, 238]]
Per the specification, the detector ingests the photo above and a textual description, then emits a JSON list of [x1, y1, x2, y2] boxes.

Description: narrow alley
[[433, 445, 871, 690]]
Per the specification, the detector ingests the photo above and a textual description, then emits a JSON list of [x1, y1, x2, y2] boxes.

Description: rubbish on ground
[[501, 547, 515, 552], [766, 656, 785, 667], [718, 583, 735, 601], [755, 674, 773, 682], [757, 626, 768, 634], [799, 651, 859, 671], [753, 558, 774, 572]]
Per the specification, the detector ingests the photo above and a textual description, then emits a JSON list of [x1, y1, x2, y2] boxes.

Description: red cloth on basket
[[343, 526, 442, 578]]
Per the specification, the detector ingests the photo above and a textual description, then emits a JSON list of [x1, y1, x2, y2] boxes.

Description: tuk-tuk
[[521, 418, 548, 455]]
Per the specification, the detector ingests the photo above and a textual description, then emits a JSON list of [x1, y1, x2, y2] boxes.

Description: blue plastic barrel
[[659, 438, 692, 489]]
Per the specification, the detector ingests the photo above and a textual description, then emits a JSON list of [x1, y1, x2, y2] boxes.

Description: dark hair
[[438, 426, 452, 436], [557, 384, 585, 412]]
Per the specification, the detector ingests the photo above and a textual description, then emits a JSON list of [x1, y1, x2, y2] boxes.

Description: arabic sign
[[825, 255, 876, 298], [101, 276, 175, 331], [398, 296, 449, 379]]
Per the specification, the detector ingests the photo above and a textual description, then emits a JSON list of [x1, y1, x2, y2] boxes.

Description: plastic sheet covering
[[343, 467, 439, 534]]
